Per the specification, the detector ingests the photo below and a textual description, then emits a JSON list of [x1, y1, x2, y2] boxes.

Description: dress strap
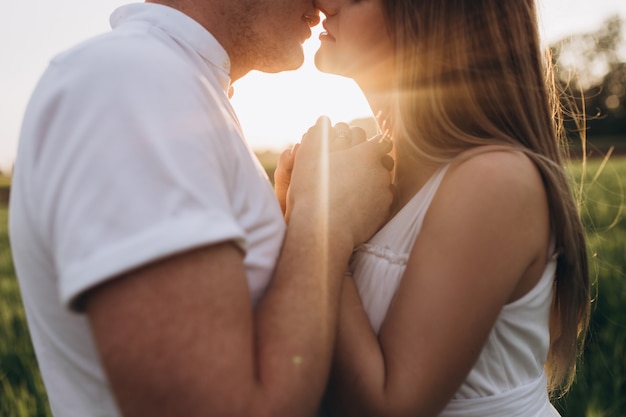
[[407, 163, 450, 234]]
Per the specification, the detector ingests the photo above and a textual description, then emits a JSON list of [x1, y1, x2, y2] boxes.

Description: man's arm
[[85, 131, 393, 417], [86, 229, 346, 417]]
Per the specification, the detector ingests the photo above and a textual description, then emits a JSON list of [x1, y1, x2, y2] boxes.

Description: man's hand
[[274, 120, 368, 217], [274, 144, 299, 216]]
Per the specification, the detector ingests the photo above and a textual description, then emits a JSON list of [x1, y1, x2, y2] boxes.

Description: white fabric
[[9, 3, 285, 416], [440, 371, 560, 417], [350, 164, 560, 416]]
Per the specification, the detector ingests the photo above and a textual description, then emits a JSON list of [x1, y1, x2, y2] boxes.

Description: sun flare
[[230, 25, 374, 153]]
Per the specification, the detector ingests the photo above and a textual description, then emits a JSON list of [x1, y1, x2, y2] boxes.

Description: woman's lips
[[319, 23, 336, 42], [319, 31, 335, 42]]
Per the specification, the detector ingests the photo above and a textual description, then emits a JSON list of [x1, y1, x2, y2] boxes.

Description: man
[[8, 0, 393, 416]]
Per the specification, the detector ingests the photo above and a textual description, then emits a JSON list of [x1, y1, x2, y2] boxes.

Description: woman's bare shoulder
[[445, 148, 546, 205], [421, 147, 550, 267]]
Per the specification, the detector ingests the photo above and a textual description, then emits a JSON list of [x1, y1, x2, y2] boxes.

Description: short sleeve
[[31, 35, 246, 310]]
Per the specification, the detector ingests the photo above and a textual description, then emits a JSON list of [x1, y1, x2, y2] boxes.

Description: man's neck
[[144, 0, 250, 82]]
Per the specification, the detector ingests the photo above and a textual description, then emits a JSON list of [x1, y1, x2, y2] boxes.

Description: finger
[[278, 148, 291, 163], [350, 127, 366, 146], [275, 149, 293, 186], [277, 148, 295, 171], [333, 122, 352, 150], [333, 122, 350, 135], [380, 154, 395, 171], [317, 115, 332, 128], [317, 116, 332, 141], [301, 116, 332, 150]]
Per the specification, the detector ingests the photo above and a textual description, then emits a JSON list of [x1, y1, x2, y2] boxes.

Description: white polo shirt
[[9, 3, 285, 416]]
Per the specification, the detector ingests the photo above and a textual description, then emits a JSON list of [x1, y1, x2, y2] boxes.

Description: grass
[[554, 155, 626, 417], [0, 155, 625, 416], [0, 206, 52, 417], [0, 175, 10, 207]]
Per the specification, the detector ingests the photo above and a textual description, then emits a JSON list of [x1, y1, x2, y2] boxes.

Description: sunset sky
[[2, 0, 626, 172]]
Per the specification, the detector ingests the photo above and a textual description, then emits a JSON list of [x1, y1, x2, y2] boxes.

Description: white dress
[[349, 164, 561, 416]]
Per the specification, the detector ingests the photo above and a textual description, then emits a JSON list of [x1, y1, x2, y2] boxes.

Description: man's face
[[229, 0, 320, 73]]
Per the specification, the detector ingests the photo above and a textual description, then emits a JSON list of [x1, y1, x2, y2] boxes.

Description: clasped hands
[[274, 116, 395, 247]]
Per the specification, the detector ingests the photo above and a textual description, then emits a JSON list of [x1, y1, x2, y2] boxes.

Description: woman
[[277, 0, 590, 416]]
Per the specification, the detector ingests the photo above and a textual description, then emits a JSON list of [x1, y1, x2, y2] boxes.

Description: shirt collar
[[110, 3, 232, 92]]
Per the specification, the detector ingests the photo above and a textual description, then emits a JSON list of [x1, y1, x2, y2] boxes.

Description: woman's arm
[[327, 151, 551, 417]]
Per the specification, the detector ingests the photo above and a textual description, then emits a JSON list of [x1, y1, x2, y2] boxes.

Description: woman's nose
[[314, 0, 338, 16]]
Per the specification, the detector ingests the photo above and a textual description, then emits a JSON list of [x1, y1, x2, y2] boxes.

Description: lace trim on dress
[[353, 243, 409, 265]]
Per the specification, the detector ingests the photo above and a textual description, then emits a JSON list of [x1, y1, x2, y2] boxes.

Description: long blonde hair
[[381, 0, 590, 395]]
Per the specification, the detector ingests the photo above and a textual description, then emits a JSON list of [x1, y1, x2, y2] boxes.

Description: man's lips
[[301, 14, 320, 42], [319, 31, 336, 42], [303, 14, 321, 28]]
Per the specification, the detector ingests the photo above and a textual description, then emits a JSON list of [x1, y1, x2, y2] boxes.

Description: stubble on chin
[[226, 2, 305, 74]]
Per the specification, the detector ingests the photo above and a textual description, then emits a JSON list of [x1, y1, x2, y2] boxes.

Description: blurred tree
[[553, 15, 624, 89], [551, 15, 626, 149]]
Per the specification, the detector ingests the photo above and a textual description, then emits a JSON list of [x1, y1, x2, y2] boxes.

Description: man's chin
[[259, 50, 305, 74]]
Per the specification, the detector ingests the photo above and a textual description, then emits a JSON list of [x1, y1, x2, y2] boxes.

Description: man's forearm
[[250, 207, 354, 416]]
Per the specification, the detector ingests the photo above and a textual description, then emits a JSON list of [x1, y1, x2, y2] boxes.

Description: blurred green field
[[0, 204, 51, 417], [555, 155, 626, 417], [0, 156, 624, 416]]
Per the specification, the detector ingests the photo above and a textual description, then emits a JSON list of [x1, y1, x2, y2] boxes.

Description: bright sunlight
[[230, 24, 373, 152]]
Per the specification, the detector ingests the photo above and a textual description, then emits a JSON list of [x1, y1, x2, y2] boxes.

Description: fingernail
[[336, 130, 350, 140]]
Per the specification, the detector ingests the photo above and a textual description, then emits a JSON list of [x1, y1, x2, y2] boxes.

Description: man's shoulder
[[38, 31, 206, 111], [50, 28, 186, 82]]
